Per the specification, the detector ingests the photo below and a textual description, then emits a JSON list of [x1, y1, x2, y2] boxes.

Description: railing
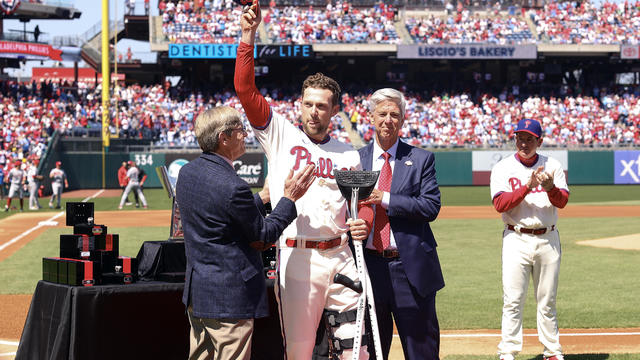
[[0, 33, 49, 44]]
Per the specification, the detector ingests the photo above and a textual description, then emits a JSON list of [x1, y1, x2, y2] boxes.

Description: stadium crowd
[[405, 11, 532, 44], [1, 79, 639, 166], [532, 0, 640, 44], [157, 0, 640, 46], [345, 89, 640, 147], [264, 1, 400, 44], [160, 0, 244, 44]]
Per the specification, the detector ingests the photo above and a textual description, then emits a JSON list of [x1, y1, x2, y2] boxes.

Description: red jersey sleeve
[[547, 187, 569, 209], [492, 186, 530, 213], [234, 42, 270, 128]]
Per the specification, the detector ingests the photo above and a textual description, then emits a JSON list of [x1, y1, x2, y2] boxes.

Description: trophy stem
[[350, 187, 359, 219]]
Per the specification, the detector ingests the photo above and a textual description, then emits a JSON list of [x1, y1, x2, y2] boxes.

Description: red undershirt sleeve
[[234, 42, 270, 128], [547, 187, 569, 209], [492, 186, 530, 213]]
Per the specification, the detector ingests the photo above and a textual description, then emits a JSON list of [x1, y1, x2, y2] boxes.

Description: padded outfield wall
[[56, 150, 640, 190]]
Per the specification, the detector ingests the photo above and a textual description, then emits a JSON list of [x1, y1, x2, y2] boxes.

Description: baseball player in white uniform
[[490, 119, 569, 360], [118, 161, 148, 209], [235, 2, 371, 359], [4, 161, 25, 212], [49, 161, 68, 209], [26, 160, 43, 210]]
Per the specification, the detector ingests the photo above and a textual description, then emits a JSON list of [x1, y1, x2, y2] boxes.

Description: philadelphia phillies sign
[[397, 44, 536, 59], [0, 41, 63, 60]]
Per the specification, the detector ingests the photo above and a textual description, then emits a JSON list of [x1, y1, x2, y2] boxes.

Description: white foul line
[[0, 352, 17, 357], [0, 189, 105, 253], [0, 340, 18, 346]]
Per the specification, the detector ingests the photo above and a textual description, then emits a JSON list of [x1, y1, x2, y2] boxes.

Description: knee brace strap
[[324, 309, 357, 327], [330, 335, 369, 353]]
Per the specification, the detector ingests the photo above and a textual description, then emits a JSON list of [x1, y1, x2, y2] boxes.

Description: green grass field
[[1, 185, 639, 357]]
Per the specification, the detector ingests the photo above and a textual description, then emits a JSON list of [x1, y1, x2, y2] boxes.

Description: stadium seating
[[264, 2, 400, 44], [2, 77, 639, 171], [405, 11, 533, 44], [532, 0, 640, 44]]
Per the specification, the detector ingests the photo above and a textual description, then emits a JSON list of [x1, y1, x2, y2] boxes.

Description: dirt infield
[[1, 193, 640, 357]]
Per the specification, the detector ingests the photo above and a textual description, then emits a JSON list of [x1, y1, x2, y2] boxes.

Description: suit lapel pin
[[405, 160, 413, 166]]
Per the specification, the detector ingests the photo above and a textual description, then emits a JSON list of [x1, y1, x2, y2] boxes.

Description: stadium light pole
[[101, 0, 111, 189]]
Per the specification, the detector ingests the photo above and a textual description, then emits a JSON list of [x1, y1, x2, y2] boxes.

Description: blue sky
[[3, 0, 158, 77]]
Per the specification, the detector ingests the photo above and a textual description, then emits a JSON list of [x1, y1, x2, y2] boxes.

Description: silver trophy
[[333, 170, 383, 360]]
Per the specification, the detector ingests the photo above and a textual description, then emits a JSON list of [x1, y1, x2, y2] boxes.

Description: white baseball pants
[[119, 183, 147, 208], [50, 182, 63, 207], [28, 182, 40, 209], [499, 228, 562, 357], [275, 240, 368, 360], [8, 184, 24, 198]]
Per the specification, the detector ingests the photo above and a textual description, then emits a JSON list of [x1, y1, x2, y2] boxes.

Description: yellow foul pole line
[[101, 0, 110, 188]]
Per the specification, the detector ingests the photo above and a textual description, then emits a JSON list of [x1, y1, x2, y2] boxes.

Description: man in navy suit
[[176, 106, 316, 360], [359, 88, 445, 359]]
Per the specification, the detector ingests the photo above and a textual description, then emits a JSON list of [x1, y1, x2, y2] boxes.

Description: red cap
[[15, 160, 22, 167], [127, 160, 134, 166], [55, 161, 62, 166]]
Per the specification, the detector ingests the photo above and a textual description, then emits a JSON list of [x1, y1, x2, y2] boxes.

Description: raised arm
[[234, 0, 270, 128]]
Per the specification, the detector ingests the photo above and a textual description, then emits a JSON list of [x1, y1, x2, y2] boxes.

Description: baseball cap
[[55, 161, 62, 166], [514, 118, 542, 138], [127, 160, 134, 166]]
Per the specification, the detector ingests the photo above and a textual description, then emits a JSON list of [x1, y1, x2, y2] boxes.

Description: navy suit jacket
[[359, 140, 445, 297], [176, 152, 297, 319]]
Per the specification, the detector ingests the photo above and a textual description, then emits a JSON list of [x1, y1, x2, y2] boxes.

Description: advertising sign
[[168, 44, 255, 59], [168, 44, 312, 59], [165, 152, 265, 187], [0, 40, 62, 60], [614, 151, 640, 184], [397, 44, 537, 59], [621, 45, 640, 59]]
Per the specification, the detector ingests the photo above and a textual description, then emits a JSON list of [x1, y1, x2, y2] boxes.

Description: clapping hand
[[534, 166, 554, 191]]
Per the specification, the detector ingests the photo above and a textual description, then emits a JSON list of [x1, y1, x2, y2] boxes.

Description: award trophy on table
[[156, 165, 183, 241]]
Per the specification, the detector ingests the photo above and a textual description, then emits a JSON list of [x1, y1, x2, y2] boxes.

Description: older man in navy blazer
[[176, 106, 316, 360], [359, 88, 445, 359]]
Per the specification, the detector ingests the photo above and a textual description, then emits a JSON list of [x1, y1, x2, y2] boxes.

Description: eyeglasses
[[225, 124, 248, 136]]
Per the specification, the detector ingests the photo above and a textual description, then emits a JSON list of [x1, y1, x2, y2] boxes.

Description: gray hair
[[368, 88, 406, 119], [194, 106, 243, 153]]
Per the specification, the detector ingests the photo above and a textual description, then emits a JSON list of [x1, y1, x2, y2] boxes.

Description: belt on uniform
[[285, 237, 342, 250], [507, 224, 555, 235], [364, 248, 400, 259]]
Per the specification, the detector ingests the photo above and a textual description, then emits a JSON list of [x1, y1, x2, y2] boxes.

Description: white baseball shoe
[[500, 355, 515, 360]]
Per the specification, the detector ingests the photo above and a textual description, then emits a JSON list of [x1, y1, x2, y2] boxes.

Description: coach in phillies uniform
[[490, 118, 568, 360], [359, 88, 445, 359], [176, 106, 316, 360]]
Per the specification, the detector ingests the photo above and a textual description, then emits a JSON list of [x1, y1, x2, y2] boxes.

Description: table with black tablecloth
[[15, 280, 284, 360]]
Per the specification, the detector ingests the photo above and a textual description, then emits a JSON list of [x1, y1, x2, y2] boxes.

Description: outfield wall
[[56, 150, 640, 190]]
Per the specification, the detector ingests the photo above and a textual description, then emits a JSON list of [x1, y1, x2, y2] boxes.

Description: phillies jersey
[[254, 113, 361, 244], [490, 154, 568, 228], [7, 167, 24, 185], [49, 168, 66, 184]]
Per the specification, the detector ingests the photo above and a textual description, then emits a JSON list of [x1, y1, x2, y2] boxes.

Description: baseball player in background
[[235, 1, 372, 358], [118, 161, 148, 210], [4, 160, 25, 212], [26, 159, 43, 210], [490, 119, 569, 360], [49, 161, 68, 209]]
